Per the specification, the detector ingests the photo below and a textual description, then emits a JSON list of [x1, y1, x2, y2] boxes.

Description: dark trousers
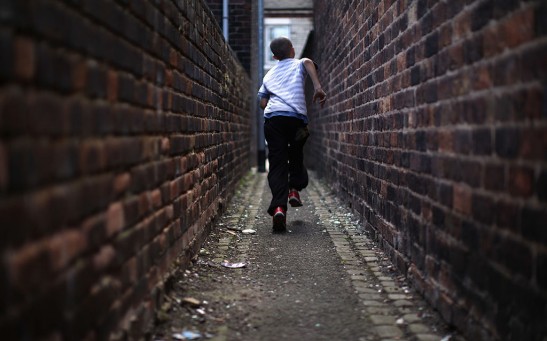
[[264, 116, 309, 216]]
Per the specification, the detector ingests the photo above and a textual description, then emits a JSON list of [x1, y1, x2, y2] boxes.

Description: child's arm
[[260, 97, 269, 109], [257, 84, 270, 109], [302, 58, 327, 107]]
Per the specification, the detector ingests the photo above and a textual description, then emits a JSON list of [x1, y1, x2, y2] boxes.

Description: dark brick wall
[[307, 0, 547, 340], [0, 0, 251, 339], [205, 0, 253, 73]]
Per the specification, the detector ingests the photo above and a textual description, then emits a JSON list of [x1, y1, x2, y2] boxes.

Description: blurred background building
[[263, 0, 313, 72]]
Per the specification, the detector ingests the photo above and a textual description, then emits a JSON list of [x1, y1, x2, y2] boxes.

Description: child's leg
[[264, 117, 290, 216], [288, 129, 309, 191]]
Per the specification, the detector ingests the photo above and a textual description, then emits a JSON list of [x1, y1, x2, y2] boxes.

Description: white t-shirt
[[258, 58, 308, 117]]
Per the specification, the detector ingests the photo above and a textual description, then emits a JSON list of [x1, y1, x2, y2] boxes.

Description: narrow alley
[[150, 171, 462, 341], [0, 0, 546, 340]]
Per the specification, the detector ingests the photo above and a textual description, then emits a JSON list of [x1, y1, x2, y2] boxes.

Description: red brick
[[472, 65, 492, 90], [138, 192, 151, 216], [501, 8, 534, 49], [146, 83, 154, 107], [509, 166, 534, 198], [107, 70, 118, 103], [0, 142, 7, 191], [72, 59, 88, 91], [80, 141, 106, 174], [425, 254, 439, 278], [453, 11, 471, 41], [448, 42, 464, 70], [47, 229, 87, 271], [453, 183, 472, 215], [91, 245, 114, 272], [165, 69, 173, 87], [161, 138, 170, 154], [519, 128, 546, 161], [106, 202, 125, 237], [28, 93, 70, 135], [439, 23, 452, 49], [169, 48, 178, 68], [151, 189, 162, 208], [520, 87, 543, 121], [7, 240, 51, 294], [438, 130, 453, 152], [14, 36, 35, 81], [483, 25, 503, 58], [113, 173, 131, 197], [438, 291, 454, 324]]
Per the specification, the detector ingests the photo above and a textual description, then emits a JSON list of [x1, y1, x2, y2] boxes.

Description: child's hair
[[270, 37, 293, 60]]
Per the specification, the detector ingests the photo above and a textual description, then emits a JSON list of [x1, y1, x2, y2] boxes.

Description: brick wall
[[205, 0, 253, 73], [307, 0, 547, 340], [0, 0, 251, 339]]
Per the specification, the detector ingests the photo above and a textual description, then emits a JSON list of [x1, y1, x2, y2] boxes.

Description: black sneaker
[[272, 207, 286, 232]]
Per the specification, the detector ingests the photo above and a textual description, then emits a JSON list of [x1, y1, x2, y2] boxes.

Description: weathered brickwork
[[205, 0, 253, 73], [0, 0, 251, 339], [307, 0, 547, 340]]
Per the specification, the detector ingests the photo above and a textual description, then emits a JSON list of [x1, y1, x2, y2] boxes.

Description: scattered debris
[[441, 335, 452, 341], [242, 229, 256, 234], [396, 317, 405, 325], [221, 261, 247, 268], [172, 329, 202, 340], [224, 230, 238, 236], [181, 297, 201, 307]]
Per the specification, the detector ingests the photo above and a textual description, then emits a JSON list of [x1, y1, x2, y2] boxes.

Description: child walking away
[[257, 37, 326, 232]]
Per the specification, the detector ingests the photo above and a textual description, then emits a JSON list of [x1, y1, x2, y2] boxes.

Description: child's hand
[[313, 88, 327, 108]]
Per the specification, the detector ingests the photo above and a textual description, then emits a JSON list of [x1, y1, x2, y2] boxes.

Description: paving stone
[[383, 286, 402, 293], [342, 260, 362, 266], [339, 254, 356, 261], [353, 286, 378, 294], [365, 306, 393, 315], [369, 315, 397, 325], [378, 276, 393, 281], [362, 300, 386, 307], [374, 325, 403, 338], [402, 313, 421, 323], [387, 294, 408, 300], [408, 323, 432, 334], [380, 281, 397, 287], [350, 275, 369, 281], [358, 293, 383, 300], [306, 173, 465, 341], [397, 307, 414, 314]]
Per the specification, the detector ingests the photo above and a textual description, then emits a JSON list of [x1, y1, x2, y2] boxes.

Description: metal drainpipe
[[223, 0, 229, 42], [257, 0, 266, 172]]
